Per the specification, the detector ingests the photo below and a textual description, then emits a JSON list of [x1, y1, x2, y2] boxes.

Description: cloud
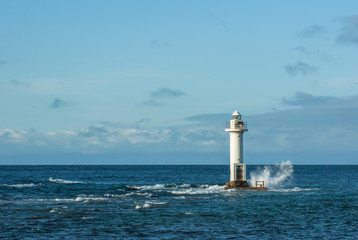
[[2, 93, 357, 157], [50, 98, 69, 109], [150, 88, 186, 98], [300, 24, 325, 38], [9, 79, 32, 87], [284, 62, 318, 76], [0, 121, 227, 155], [246, 93, 358, 152], [78, 125, 108, 137], [281, 92, 338, 106], [143, 88, 187, 106], [336, 15, 358, 45], [186, 93, 358, 153]]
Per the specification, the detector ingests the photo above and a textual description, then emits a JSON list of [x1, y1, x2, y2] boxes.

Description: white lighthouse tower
[[224, 110, 250, 188]]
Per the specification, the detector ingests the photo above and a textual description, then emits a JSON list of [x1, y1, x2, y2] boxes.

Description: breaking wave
[[131, 183, 226, 195], [34, 196, 109, 203], [2, 183, 38, 188], [171, 185, 225, 195], [249, 160, 293, 188], [135, 200, 168, 209], [49, 178, 83, 184], [268, 187, 320, 192]]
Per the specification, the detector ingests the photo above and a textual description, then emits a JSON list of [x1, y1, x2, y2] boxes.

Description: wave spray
[[249, 161, 293, 188]]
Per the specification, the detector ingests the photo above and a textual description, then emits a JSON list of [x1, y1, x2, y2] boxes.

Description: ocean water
[[0, 163, 357, 239]]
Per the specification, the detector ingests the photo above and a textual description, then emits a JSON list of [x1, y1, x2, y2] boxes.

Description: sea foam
[[2, 183, 37, 188], [171, 184, 225, 195], [49, 178, 83, 184], [249, 160, 293, 188], [268, 187, 320, 192]]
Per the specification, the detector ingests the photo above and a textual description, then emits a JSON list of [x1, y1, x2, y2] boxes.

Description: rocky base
[[224, 181, 267, 191]]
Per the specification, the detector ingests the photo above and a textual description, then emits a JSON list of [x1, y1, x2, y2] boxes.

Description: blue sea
[[1, 163, 357, 239]]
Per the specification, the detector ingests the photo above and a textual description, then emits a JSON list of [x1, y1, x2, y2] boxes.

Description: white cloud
[[0, 124, 227, 155], [1, 92, 357, 155]]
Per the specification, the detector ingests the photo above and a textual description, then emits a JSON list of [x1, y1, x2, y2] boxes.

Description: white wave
[[104, 194, 123, 198], [122, 192, 154, 198], [145, 200, 168, 205], [75, 196, 108, 203], [143, 202, 151, 208], [136, 184, 166, 190], [3, 183, 37, 188], [268, 187, 320, 192], [171, 185, 225, 195], [51, 198, 77, 202], [134, 200, 166, 210], [49, 178, 83, 184], [135, 202, 151, 209], [34, 198, 77, 202], [175, 196, 186, 199], [249, 160, 293, 188], [34, 196, 108, 203], [226, 189, 238, 193], [134, 183, 189, 190]]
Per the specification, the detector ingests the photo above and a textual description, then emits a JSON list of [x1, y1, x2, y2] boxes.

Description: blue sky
[[1, 1, 358, 164]]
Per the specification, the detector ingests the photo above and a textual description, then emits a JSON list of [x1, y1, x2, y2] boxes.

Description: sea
[[0, 162, 357, 239]]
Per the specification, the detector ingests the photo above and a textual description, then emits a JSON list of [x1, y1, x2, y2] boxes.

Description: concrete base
[[224, 181, 267, 191]]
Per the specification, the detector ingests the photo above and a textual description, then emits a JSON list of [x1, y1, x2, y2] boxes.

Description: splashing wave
[[249, 160, 293, 188]]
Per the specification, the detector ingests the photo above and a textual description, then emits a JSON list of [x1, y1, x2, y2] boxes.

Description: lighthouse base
[[224, 181, 267, 191]]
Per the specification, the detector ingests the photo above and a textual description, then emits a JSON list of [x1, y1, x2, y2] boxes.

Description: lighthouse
[[224, 110, 266, 190], [224, 110, 249, 188]]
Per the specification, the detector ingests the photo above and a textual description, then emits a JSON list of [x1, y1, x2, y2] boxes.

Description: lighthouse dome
[[232, 110, 242, 120], [232, 110, 240, 116]]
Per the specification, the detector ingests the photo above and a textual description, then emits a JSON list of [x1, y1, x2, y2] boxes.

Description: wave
[[34, 196, 109, 203], [2, 183, 38, 188], [132, 183, 196, 191], [268, 187, 320, 192], [249, 160, 294, 188], [126, 183, 229, 196], [104, 192, 155, 198], [135, 202, 151, 209], [48, 178, 83, 184], [145, 200, 168, 205], [171, 185, 225, 195], [135, 200, 168, 209], [136, 184, 166, 190]]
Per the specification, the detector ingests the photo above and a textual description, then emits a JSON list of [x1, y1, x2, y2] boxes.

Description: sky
[[0, 0, 358, 164]]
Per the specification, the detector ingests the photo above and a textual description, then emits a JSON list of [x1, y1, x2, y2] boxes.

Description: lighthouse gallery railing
[[225, 122, 248, 130]]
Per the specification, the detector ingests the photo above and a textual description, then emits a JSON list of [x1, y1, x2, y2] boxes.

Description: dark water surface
[[0, 164, 357, 239]]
